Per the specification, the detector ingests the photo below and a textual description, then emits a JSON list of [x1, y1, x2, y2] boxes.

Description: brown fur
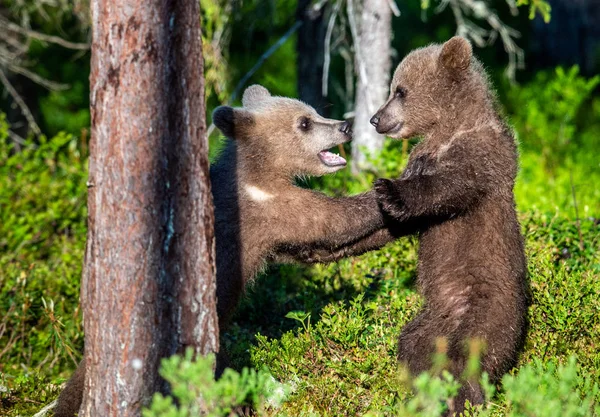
[[298, 37, 529, 413], [210, 85, 386, 326], [369, 37, 529, 414], [54, 85, 386, 417]]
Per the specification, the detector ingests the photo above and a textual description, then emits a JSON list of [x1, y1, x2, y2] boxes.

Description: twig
[[32, 400, 57, 417], [505, 0, 519, 16], [441, 0, 524, 80], [340, 47, 355, 112], [8, 129, 37, 150], [346, 0, 368, 88], [3, 57, 69, 90], [0, 69, 42, 135], [229, 20, 303, 104], [0, 16, 89, 50], [208, 20, 303, 138], [310, 0, 330, 15], [0, 31, 30, 54], [322, 0, 342, 96], [570, 170, 585, 251], [388, 0, 401, 17]]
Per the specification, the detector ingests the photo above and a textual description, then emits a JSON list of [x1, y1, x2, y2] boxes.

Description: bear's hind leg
[[397, 309, 449, 376], [54, 359, 85, 417]]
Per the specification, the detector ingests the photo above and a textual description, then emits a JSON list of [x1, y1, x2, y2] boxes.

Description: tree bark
[[351, 0, 392, 174], [82, 0, 218, 415]]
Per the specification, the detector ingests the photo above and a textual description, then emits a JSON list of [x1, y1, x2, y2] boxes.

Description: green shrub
[[502, 357, 600, 417], [505, 66, 600, 170], [143, 349, 290, 417], [0, 114, 86, 390]]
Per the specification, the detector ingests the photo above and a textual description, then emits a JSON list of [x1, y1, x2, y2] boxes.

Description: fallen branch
[[32, 400, 57, 417]]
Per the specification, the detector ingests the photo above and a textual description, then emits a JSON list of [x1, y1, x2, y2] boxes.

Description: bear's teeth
[[318, 150, 347, 167]]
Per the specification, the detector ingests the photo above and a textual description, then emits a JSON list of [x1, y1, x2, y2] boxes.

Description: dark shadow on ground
[[222, 256, 418, 369]]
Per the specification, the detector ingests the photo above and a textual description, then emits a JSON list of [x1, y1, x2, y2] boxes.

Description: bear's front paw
[[374, 178, 408, 220]]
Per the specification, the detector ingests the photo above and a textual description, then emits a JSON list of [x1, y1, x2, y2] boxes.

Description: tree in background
[[316, 0, 551, 172], [350, 0, 394, 173], [0, 0, 559, 166], [82, 0, 218, 415]]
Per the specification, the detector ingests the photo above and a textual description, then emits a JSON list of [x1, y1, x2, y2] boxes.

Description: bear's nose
[[339, 121, 352, 136], [370, 115, 380, 127]]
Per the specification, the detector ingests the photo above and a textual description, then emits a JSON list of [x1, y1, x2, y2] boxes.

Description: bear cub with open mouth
[[53, 85, 387, 417]]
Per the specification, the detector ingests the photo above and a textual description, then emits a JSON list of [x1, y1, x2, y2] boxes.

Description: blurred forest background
[[1, 0, 600, 416]]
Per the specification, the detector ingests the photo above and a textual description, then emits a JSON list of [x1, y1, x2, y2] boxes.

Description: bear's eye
[[299, 116, 312, 132], [395, 87, 407, 99]]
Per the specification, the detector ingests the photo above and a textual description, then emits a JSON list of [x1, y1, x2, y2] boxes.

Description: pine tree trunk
[[81, 0, 218, 415], [351, 0, 392, 174]]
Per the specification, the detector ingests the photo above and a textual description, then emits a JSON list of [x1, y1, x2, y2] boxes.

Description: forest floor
[[0, 113, 599, 416]]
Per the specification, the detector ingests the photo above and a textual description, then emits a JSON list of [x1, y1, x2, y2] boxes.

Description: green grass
[[1, 67, 600, 416]]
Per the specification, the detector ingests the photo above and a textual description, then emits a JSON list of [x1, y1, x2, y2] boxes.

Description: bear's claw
[[374, 178, 409, 220]]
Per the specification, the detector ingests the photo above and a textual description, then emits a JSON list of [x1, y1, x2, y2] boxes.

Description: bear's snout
[[370, 114, 380, 128], [339, 121, 352, 137]]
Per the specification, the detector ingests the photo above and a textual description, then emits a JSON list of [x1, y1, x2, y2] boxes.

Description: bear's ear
[[242, 84, 271, 109], [439, 36, 472, 74], [212, 106, 255, 138]]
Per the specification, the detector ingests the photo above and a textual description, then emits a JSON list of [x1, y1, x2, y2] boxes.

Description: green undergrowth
[[1, 67, 600, 416], [0, 114, 86, 416]]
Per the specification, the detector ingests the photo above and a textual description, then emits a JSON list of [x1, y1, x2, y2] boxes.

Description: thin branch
[[32, 400, 57, 417], [310, 0, 330, 15], [505, 0, 519, 16], [347, 0, 368, 88], [1, 57, 69, 90], [388, 0, 401, 17], [0, 45, 22, 63], [0, 16, 89, 50], [340, 47, 355, 113], [322, 0, 342, 96], [442, 0, 524, 79], [8, 129, 37, 150], [207, 20, 303, 138], [0, 69, 42, 136], [0, 33, 29, 55], [229, 20, 302, 104]]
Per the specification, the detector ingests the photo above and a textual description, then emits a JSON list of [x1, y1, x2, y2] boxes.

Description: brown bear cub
[[370, 37, 528, 414], [210, 84, 387, 326], [53, 85, 387, 417]]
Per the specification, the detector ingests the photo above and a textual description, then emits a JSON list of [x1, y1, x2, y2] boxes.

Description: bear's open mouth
[[318, 149, 346, 167]]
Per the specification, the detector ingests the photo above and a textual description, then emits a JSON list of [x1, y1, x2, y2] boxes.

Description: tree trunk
[[81, 0, 218, 415], [296, 0, 329, 115], [351, 0, 392, 174]]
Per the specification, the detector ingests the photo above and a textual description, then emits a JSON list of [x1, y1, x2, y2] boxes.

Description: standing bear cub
[[370, 37, 528, 414], [53, 85, 388, 417]]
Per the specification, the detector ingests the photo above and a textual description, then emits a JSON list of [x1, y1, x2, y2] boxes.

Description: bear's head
[[370, 36, 486, 139], [212, 85, 352, 176]]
